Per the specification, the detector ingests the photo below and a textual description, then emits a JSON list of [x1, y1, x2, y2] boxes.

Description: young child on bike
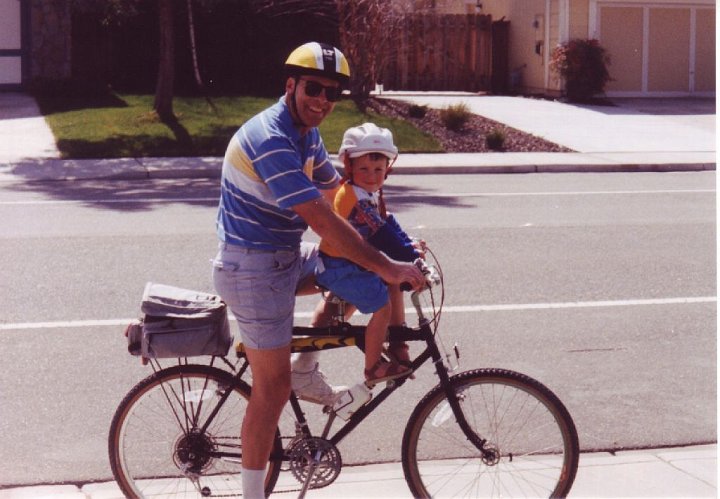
[[316, 123, 422, 386]]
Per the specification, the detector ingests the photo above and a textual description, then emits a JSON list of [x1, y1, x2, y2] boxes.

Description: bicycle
[[109, 249, 579, 498]]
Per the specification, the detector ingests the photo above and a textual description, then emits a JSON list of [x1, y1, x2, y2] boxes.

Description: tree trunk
[[154, 0, 175, 121], [186, 0, 203, 89]]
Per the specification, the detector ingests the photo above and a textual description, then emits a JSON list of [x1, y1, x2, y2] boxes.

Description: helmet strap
[[385, 157, 397, 179], [343, 159, 353, 182], [289, 76, 309, 128], [378, 188, 387, 218]]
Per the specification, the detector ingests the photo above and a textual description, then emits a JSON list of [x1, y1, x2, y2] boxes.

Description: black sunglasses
[[301, 79, 343, 102]]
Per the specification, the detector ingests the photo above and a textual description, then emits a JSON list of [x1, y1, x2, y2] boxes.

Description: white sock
[[242, 467, 266, 499], [291, 351, 320, 372]]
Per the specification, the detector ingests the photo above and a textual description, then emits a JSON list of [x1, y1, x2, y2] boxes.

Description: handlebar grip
[[401, 258, 432, 292]]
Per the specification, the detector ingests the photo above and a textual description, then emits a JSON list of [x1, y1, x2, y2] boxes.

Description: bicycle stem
[[410, 291, 427, 322]]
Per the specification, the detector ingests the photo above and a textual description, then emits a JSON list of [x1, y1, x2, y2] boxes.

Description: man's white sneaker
[[291, 363, 346, 406]]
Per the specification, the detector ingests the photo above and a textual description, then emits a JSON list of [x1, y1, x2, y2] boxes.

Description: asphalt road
[[0, 171, 715, 487]]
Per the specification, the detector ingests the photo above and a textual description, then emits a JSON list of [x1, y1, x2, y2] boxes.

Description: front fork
[[426, 329, 498, 463]]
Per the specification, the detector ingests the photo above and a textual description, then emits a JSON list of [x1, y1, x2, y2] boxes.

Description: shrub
[[550, 39, 611, 102], [440, 103, 471, 132], [486, 128, 506, 151], [408, 104, 428, 118]]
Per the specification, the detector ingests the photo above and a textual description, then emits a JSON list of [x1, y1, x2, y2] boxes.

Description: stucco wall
[[482, 0, 549, 94]]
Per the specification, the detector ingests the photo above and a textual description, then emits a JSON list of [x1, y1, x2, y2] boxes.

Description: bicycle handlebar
[[400, 258, 440, 292]]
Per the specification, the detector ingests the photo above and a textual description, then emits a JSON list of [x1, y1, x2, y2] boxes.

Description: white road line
[[391, 189, 716, 198], [1, 296, 714, 331], [435, 296, 717, 312], [0, 318, 132, 330], [0, 197, 219, 206], [0, 189, 713, 206]]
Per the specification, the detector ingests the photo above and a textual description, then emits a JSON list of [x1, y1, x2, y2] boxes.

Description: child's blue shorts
[[316, 254, 388, 314]]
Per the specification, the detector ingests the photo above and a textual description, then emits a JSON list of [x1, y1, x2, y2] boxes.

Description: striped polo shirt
[[216, 97, 340, 250]]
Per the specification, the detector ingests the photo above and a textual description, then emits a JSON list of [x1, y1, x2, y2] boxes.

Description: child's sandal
[[385, 342, 415, 379], [386, 341, 411, 366], [364, 359, 412, 387]]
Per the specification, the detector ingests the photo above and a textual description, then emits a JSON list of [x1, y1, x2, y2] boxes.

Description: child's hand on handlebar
[[412, 238, 427, 259]]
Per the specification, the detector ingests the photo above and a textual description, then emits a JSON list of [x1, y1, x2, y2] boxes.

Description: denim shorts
[[315, 254, 388, 314], [212, 242, 318, 350]]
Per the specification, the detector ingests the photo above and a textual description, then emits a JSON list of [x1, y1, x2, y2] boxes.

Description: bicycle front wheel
[[109, 364, 282, 498], [402, 368, 579, 498]]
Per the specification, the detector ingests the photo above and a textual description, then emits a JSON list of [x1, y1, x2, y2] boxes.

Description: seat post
[[324, 291, 347, 324]]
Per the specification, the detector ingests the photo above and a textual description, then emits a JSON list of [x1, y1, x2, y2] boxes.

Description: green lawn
[[35, 93, 442, 159]]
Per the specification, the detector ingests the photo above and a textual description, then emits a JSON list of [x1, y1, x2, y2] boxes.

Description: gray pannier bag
[[126, 282, 232, 358]]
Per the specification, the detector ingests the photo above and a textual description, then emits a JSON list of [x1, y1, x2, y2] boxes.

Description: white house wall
[[0, 0, 22, 87]]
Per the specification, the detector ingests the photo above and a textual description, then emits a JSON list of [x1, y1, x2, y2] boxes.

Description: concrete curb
[[0, 153, 715, 183]]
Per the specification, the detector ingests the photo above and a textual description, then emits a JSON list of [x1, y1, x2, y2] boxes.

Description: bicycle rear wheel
[[109, 364, 282, 498], [402, 368, 579, 498]]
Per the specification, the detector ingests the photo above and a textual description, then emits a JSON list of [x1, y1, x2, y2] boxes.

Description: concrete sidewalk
[[0, 93, 59, 162], [1, 444, 716, 498], [380, 92, 716, 154]]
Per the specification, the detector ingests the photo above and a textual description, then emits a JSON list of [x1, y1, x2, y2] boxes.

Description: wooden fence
[[381, 14, 494, 92]]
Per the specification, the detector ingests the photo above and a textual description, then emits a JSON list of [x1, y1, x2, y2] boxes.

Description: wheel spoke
[[403, 368, 578, 498], [109, 365, 283, 498]]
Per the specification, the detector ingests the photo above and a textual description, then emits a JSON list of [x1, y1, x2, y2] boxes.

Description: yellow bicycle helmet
[[285, 42, 351, 88]]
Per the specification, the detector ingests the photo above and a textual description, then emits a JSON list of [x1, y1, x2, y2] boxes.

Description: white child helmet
[[338, 123, 399, 163]]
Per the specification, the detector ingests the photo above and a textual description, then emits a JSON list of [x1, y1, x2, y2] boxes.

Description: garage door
[[597, 3, 715, 96], [0, 0, 23, 88]]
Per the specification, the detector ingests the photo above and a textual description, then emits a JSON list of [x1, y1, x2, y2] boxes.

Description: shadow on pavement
[[4, 161, 474, 213]]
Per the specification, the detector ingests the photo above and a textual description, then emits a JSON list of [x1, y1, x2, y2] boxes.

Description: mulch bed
[[368, 97, 573, 153]]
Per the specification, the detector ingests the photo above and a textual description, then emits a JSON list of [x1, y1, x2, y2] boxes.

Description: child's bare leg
[[387, 284, 411, 365], [364, 301, 411, 385], [364, 302, 391, 371], [389, 284, 406, 326]]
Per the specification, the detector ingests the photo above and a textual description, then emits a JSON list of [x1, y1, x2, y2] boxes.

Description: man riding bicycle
[[212, 42, 424, 498]]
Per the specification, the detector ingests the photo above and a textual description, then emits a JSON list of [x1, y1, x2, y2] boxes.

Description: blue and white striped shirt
[[216, 98, 340, 250]]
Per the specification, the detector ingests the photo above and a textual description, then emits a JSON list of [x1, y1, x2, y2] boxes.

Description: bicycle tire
[[108, 364, 282, 498], [402, 368, 579, 498]]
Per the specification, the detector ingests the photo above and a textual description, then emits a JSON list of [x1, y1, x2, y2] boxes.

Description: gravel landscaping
[[368, 97, 573, 153]]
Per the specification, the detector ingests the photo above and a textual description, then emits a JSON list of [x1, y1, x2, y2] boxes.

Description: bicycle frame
[[230, 316, 488, 461], [146, 285, 490, 470], [285, 322, 435, 450]]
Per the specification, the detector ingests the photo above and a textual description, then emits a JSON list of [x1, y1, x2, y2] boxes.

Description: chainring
[[287, 437, 342, 489]]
